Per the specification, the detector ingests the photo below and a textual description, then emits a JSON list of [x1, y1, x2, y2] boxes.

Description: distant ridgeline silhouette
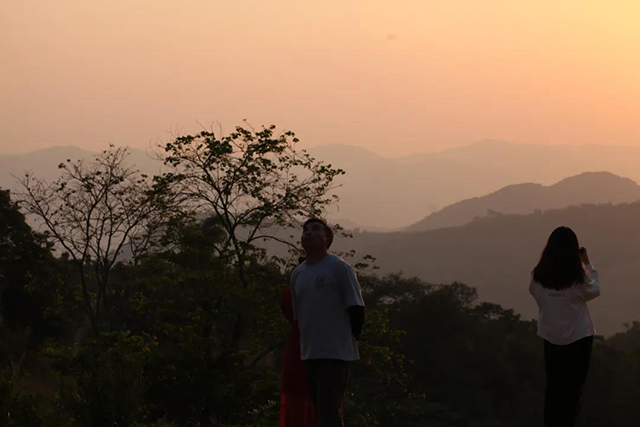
[[0, 146, 165, 193], [406, 172, 640, 232], [306, 141, 640, 229], [5, 142, 640, 229]]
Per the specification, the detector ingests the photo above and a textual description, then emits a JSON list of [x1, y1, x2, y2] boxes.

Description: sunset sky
[[2, 1, 640, 156]]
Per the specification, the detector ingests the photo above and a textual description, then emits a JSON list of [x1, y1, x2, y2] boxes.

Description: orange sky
[[2, 0, 640, 156]]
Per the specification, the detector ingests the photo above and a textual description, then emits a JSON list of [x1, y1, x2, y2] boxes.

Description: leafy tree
[[157, 124, 345, 282], [0, 189, 80, 345], [100, 216, 283, 426], [0, 189, 77, 427], [155, 124, 347, 377]]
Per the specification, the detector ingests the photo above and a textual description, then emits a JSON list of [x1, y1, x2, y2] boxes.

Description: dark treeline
[[4, 189, 640, 426], [2, 131, 640, 426]]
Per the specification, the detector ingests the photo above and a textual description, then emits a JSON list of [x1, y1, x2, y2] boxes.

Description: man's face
[[301, 221, 328, 252]]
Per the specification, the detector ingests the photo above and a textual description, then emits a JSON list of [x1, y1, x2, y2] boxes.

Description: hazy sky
[[2, 1, 640, 156]]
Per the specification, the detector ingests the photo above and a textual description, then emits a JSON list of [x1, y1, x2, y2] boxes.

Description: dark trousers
[[543, 336, 593, 427], [306, 359, 349, 427]]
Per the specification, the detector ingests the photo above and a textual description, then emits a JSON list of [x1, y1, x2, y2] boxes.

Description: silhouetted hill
[[307, 141, 640, 228], [4, 142, 640, 229], [407, 172, 640, 231], [0, 146, 165, 192], [333, 202, 640, 336], [0, 146, 92, 189]]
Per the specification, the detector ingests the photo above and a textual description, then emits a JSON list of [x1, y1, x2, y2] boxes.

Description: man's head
[[301, 218, 334, 253]]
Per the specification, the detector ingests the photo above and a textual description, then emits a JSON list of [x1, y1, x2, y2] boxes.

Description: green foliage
[[15, 146, 178, 335], [343, 275, 409, 426], [358, 273, 640, 426], [0, 371, 44, 427], [5, 138, 640, 426], [158, 124, 346, 279], [0, 189, 72, 342], [100, 216, 283, 426], [47, 331, 156, 427]]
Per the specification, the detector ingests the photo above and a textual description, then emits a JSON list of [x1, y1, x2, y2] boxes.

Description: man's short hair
[[303, 217, 334, 249]]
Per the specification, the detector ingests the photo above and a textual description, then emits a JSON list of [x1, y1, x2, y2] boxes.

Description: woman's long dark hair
[[533, 226, 586, 290]]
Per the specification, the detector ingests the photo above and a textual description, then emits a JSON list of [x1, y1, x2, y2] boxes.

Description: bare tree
[[15, 145, 176, 335]]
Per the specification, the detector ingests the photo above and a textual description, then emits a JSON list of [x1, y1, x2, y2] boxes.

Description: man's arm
[[339, 260, 366, 339], [347, 305, 365, 339]]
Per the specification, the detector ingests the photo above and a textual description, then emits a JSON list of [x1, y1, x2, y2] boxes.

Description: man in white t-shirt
[[290, 218, 365, 427]]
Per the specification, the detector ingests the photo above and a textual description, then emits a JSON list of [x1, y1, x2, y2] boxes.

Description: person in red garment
[[280, 283, 317, 426]]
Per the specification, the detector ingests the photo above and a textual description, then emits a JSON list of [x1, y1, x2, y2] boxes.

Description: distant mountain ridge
[[407, 172, 640, 231], [4, 141, 640, 229], [0, 146, 165, 192], [306, 141, 640, 229]]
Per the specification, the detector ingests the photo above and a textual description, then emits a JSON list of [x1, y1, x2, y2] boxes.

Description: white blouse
[[529, 263, 600, 345]]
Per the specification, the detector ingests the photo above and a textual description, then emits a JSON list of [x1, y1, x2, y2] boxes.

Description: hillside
[[333, 202, 640, 336], [309, 141, 640, 229], [407, 172, 640, 231]]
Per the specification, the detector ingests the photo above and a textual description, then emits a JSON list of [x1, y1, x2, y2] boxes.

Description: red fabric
[[280, 287, 317, 426], [279, 288, 345, 426]]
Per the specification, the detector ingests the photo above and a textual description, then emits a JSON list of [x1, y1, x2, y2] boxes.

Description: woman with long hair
[[529, 226, 601, 427]]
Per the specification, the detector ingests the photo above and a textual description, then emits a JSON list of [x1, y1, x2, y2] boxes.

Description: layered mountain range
[[407, 172, 640, 231], [4, 141, 640, 229]]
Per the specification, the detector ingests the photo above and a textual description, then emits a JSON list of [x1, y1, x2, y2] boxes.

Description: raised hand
[[580, 247, 590, 265]]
